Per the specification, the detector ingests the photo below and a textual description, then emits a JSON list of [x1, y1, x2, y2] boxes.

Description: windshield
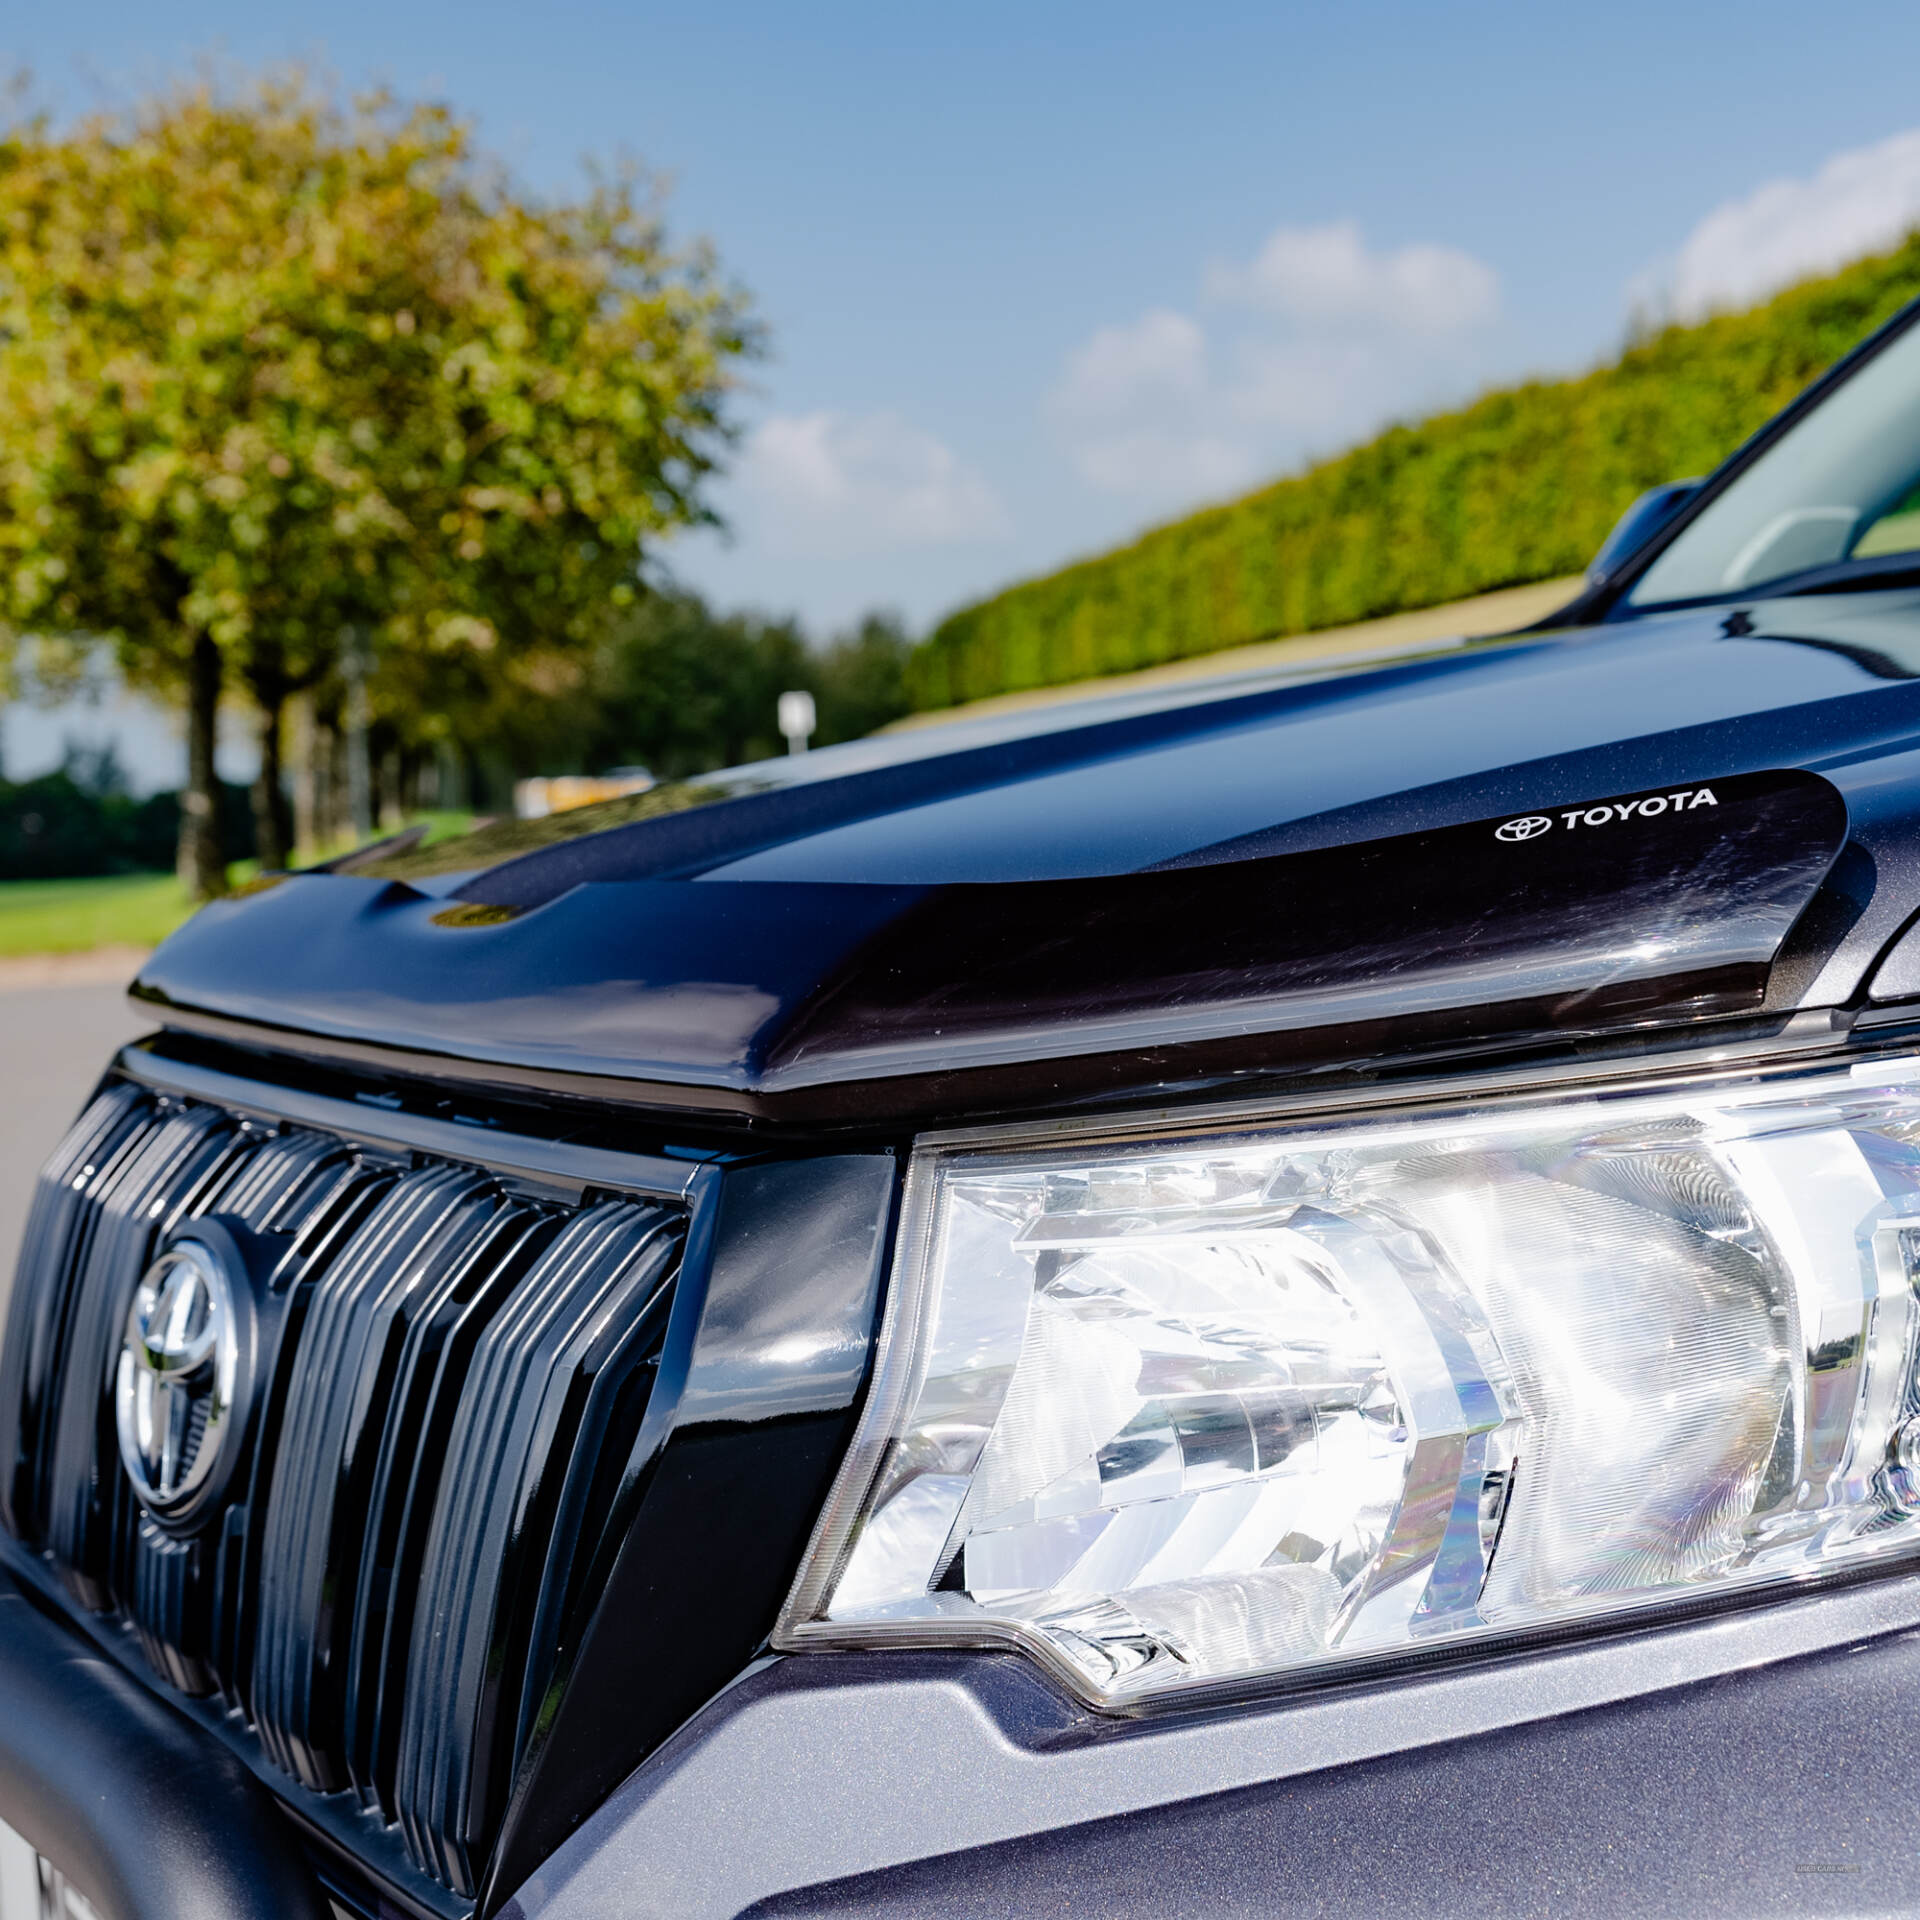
[[1627, 313, 1920, 608]]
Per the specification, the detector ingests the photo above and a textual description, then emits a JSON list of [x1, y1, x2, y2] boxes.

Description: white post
[[778, 689, 816, 757]]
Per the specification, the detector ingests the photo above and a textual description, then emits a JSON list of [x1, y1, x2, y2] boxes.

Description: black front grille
[[0, 1072, 686, 1901]]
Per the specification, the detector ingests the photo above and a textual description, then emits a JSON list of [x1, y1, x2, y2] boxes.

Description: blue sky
[[12, 0, 1920, 655]]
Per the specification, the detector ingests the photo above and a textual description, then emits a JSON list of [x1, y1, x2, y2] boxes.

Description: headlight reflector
[[781, 1054, 1920, 1703]]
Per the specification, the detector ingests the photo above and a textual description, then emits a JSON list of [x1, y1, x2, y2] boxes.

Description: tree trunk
[[331, 724, 350, 845], [310, 715, 335, 854], [291, 695, 318, 863], [250, 678, 293, 873], [343, 627, 374, 843], [460, 744, 484, 816], [177, 632, 227, 900], [379, 743, 403, 832]]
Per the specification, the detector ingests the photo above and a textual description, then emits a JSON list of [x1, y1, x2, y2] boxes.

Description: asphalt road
[[1, 982, 154, 1323]]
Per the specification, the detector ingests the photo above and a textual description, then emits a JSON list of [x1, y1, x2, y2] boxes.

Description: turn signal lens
[[781, 1053, 1920, 1703]]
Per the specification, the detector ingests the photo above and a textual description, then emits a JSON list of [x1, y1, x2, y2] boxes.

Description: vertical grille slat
[[394, 1200, 682, 1894], [252, 1164, 506, 1789], [508, 1252, 680, 1764], [345, 1206, 565, 1814], [44, 1102, 242, 1606], [0, 1081, 158, 1544], [3, 1075, 691, 1900], [219, 1128, 358, 1243]]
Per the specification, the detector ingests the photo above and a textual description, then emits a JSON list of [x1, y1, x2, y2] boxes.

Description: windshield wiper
[[1617, 552, 1920, 620], [1737, 553, 1920, 601]]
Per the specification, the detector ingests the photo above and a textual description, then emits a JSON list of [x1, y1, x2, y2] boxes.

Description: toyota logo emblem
[[115, 1239, 242, 1515], [1495, 815, 1553, 842]]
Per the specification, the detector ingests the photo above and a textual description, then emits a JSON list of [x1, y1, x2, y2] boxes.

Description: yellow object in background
[[514, 769, 656, 819]]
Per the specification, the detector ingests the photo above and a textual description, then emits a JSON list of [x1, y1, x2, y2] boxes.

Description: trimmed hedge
[[909, 236, 1920, 710], [0, 770, 253, 879]]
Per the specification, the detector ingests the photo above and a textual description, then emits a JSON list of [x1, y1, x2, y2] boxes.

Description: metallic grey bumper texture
[[506, 1570, 1920, 1920]]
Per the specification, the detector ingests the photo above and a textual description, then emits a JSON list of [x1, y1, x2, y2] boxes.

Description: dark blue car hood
[[132, 595, 1920, 1128]]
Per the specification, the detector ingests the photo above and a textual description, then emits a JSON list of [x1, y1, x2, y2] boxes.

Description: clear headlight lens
[[779, 1052, 1920, 1704]]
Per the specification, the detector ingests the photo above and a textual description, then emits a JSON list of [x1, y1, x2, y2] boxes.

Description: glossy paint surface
[[133, 598, 1920, 1125], [483, 1152, 895, 1911], [772, 769, 1843, 1081], [690, 624, 1859, 885], [0, 1568, 332, 1920]]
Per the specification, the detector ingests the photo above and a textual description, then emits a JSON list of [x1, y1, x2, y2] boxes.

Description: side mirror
[[1588, 480, 1703, 584]]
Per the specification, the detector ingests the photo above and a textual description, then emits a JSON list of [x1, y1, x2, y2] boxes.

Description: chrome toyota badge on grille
[[115, 1238, 242, 1515]]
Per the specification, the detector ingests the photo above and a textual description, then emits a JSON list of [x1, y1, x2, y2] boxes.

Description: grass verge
[[0, 872, 198, 957], [0, 813, 479, 958]]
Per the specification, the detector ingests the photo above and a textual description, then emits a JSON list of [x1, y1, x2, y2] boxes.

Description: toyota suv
[[9, 295, 1920, 1920]]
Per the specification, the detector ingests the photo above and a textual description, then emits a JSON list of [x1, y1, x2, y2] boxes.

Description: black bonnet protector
[[134, 769, 1848, 1128]]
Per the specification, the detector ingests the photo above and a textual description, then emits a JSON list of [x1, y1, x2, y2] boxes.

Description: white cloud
[[1232, 338, 1392, 435], [1048, 219, 1502, 504], [739, 410, 1010, 552], [1661, 128, 1920, 320], [1049, 311, 1243, 494], [1206, 219, 1498, 334], [1069, 430, 1254, 499], [1053, 309, 1208, 421]]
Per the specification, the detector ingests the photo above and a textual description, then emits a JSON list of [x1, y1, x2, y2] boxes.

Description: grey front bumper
[[505, 1568, 1920, 1919]]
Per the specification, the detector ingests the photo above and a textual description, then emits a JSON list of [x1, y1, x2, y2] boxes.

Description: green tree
[[477, 589, 914, 784], [814, 612, 912, 743], [0, 72, 754, 891]]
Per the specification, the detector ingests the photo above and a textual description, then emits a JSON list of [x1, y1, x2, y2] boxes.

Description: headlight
[[779, 1050, 1920, 1705]]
